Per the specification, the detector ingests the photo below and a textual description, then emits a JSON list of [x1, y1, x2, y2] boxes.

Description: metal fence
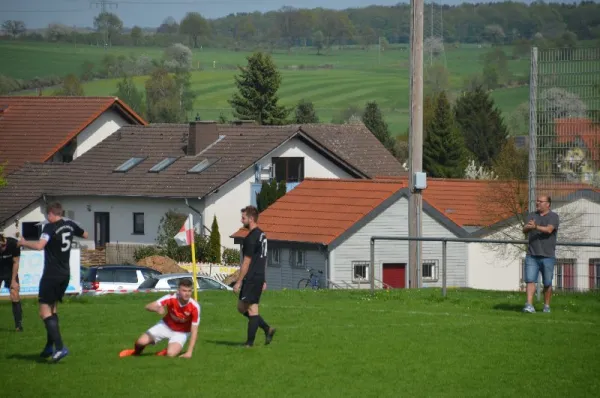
[[529, 46, 600, 235], [369, 236, 600, 297]]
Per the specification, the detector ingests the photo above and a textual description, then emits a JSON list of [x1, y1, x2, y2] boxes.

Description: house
[[229, 178, 502, 290], [553, 118, 600, 185], [468, 189, 600, 292], [0, 96, 147, 176], [0, 121, 405, 252]]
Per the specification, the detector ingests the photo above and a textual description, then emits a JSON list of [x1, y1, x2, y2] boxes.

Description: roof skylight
[[114, 157, 145, 172], [149, 157, 178, 173], [188, 159, 217, 174]]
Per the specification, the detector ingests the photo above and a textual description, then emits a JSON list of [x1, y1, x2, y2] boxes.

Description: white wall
[[1, 202, 45, 238], [74, 109, 129, 159], [332, 197, 468, 289], [50, 196, 203, 249], [206, 137, 353, 249], [467, 198, 600, 291]]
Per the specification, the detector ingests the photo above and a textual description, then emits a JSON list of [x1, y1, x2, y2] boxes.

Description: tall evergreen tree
[[423, 91, 468, 178], [229, 52, 290, 125], [362, 101, 395, 155], [207, 215, 221, 263], [454, 85, 508, 167], [295, 99, 319, 123]]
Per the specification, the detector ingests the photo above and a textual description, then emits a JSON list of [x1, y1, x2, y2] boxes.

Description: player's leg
[[120, 322, 165, 357], [523, 255, 539, 313], [244, 282, 274, 346], [38, 278, 69, 362], [540, 257, 556, 312], [165, 332, 188, 357], [9, 275, 23, 331]]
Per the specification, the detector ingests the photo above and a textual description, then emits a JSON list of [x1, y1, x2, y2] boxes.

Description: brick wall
[[81, 249, 106, 266]]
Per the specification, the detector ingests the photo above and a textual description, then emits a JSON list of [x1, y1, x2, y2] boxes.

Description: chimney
[[188, 121, 219, 156]]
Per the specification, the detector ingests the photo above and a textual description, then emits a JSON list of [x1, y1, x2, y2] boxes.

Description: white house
[[0, 121, 405, 253], [231, 178, 477, 290], [468, 190, 600, 292], [0, 96, 147, 176]]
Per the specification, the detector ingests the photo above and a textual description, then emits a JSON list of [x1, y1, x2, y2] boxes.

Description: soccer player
[[234, 206, 275, 347], [18, 202, 88, 362], [0, 234, 23, 331], [119, 278, 200, 358]]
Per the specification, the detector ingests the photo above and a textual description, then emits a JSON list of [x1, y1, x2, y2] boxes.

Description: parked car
[[137, 273, 233, 292], [82, 265, 162, 295]]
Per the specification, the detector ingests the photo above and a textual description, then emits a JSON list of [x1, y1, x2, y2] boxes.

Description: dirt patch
[[137, 256, 187, 274]]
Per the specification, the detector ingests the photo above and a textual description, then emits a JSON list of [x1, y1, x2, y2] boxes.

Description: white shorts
[[146, 321, 189, 347]]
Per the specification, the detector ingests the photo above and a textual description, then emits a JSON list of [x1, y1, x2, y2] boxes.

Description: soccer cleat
[[155, 349, 168, 356], [543, 305, 551, 313], [40, 345, 54, 358], [51, 347, 69, 363], [119, 349, 137, 358], [15, 324, 23, 332], [265, 328, 276, 345], [522, 304, 536, 313]]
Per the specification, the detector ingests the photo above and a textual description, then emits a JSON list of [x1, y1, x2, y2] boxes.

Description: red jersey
[[156, 294, 200, 333]]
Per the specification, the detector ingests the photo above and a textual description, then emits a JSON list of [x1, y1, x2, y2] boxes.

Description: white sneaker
[[522, 304, 536, 313], [543, 305, 551, 313]]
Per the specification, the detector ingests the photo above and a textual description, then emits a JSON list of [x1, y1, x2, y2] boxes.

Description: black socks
[[43, 314, 63, 351], [243, 311, 270, 333], [11, 301, 22, 327], [246, 315, 260, 346]]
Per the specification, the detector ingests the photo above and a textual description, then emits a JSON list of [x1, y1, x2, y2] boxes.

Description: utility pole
[[90, 1, 118, 47], [408, 0, 424, 289]]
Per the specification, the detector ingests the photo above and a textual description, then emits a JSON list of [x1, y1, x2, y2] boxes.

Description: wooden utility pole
[[408, 0, 424, 288]]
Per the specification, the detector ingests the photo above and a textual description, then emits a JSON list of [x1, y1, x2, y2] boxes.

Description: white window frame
[[422, 260, 439, 282], [289, 249, 305, 268], [352, 261, 370, 283], [269, 248, 281, 267]]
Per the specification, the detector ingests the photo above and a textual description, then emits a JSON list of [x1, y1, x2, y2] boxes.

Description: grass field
[[0, 41, 530, 134], [1, 289, 599, 397]]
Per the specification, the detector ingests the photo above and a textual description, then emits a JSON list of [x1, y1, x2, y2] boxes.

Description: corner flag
[[173, 213, 198, 301]]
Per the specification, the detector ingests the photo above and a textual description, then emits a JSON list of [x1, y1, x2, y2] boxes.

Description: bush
[[222, 248, 241, 265], [133, 245, 160, 262]]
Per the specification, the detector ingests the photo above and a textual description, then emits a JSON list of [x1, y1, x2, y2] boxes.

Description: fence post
[[370, 238, 375, 295], [442, 240, 447, 298]]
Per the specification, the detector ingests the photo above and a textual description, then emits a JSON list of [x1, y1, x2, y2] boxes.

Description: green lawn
[[1, 289, 599, 397], [0, 41, 530, 134]]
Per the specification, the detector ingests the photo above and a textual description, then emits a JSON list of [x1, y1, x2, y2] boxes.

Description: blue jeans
[[524, 255, 556, 287]]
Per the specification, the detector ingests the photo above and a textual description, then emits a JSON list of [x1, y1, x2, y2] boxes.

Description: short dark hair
[[46, 202, 63, 216], [547, 196, 552, 206], [0, 234, 6, 244], [241, 205, 259, 222], [179, 278, 193, 288]]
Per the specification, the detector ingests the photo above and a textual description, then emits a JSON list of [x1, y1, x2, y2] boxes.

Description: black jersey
[[40, 219, 85, 278], [242, 227, 267, 281], [0, 237, 20, 277]]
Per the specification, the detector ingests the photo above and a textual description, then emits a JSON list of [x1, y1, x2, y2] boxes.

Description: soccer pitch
[[1, 289, 599, 397]]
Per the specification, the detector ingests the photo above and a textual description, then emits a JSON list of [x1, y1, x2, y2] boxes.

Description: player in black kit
[[18, 202, 88, 363], [234, 206, 275, 347], [0, 234, 23, 331]]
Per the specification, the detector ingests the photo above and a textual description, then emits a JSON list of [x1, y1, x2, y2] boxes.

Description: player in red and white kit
[[119, 278, 200, 358]]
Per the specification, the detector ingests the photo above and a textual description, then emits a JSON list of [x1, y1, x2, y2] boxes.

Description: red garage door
[[383, 263, 406, 288]]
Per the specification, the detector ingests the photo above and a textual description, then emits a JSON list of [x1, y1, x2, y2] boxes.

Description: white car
[[137, 273, 233, 292], [81, 265, 162, 295]]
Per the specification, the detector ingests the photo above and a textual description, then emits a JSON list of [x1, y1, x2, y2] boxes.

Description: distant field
[[0, 41, 530, 134]]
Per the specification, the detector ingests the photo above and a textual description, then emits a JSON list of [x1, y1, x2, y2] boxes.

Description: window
[[149, 157, 178, 173], [114, 157, 145, 172], [168, 277, 192, 289], [269, 249, 281, 266], [352, 261, 369, 282], [422, 260, 439, 281], [188, 158, 218, 173], [21, 221, 42, 240], [198, 277, 225, 290], [133, 213, 144, 235], [289, 249, 305, 268], [114, 269, 138, 284], [62, 154, 73, 163], [589, 259, 600, 290], [96, 269, 114, 282], [555, 259, 576, 291], [273, 157, 304, 183]]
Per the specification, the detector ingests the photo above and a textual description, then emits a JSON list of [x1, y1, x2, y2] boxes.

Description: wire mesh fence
[[529, 46, 600, 243]]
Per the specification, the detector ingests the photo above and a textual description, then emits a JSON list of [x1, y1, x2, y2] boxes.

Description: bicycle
[[297, 268, 323, 289]]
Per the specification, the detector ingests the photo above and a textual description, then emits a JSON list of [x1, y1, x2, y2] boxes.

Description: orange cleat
[[155, 349, 168, 356], [119, 349, 136, 358]]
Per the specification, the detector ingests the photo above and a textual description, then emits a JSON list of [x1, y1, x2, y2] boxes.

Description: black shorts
[[1, 274, 18, 289], [38, 277, 69, 305], [239, 279, 264, 304]]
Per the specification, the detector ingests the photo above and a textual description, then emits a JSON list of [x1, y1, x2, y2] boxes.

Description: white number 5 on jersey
[[61, 232, 71, 252]]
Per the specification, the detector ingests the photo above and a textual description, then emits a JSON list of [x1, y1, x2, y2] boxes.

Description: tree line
[[3, 2, 600, 50]]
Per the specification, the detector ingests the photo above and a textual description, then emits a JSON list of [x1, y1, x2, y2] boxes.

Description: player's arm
[[181, 307, 200, 358], [523, 216, 536, 233], [18, 226, 51, 251], [72, 221, 89, 239], [145, 296, 168, 315], [535, 224, 555, 234]]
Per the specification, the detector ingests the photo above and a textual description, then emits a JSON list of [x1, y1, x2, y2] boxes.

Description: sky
[[0, 0, 545, 29]]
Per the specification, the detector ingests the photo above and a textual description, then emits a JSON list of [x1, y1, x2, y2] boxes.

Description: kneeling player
[[120, 278, 200, 358]]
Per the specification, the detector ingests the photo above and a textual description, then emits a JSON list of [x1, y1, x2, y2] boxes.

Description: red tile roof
[[231, 178, 407, 245], [554, 118, 600, 166], [231, 177, 600, 244], [0, 96, 147, 175]]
